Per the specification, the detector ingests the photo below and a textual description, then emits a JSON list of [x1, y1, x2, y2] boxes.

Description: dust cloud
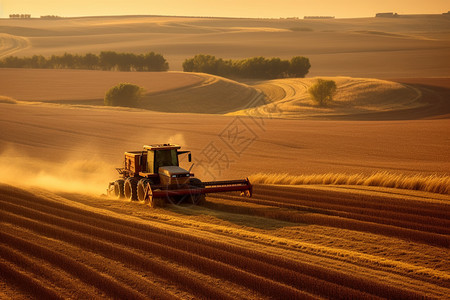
[[0, 133, 189, 195], [137, 133, 187, 148], [0, 146, 116, 195]]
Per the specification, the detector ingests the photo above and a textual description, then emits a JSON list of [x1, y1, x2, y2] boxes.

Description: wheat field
[[0, 14, 449, 299], [250, 172, 450, 194], [229, 77, 423, 119]]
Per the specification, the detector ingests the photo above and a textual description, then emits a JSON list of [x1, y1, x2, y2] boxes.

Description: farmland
[[0, 13, 449, 299], [1, 183, 449, 299]]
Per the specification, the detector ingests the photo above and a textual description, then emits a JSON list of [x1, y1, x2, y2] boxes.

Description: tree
[[100, 51, 119, 71], [308, 79, 337, 106], [30, 55, 48, 68], [104, 83, 144, 107], [289, 56, 310, 78], [266, 57, 289, 78], [182, 58, 195, 72], [189, 54, 220, 74], [61, 53, 76, 69], [82, 53, 100, 69], [142, 52, 169, 71], [240, 57, 267, 78]]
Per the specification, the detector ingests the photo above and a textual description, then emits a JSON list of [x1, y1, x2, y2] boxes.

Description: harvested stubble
[[1, 186, 435, 299]]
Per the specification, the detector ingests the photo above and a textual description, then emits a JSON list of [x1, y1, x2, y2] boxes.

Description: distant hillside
[[229, 77, 424, 119], [0, 15, 449, 77], [0, 68, 264, 114], [139, 73, 264, 114]]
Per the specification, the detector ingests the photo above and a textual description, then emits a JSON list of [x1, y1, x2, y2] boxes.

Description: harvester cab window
[[148, 149, 178, 173]]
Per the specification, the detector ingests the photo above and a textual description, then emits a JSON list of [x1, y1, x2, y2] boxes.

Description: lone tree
[[308, 79, 337, 106], [104, 83, 144, 107]]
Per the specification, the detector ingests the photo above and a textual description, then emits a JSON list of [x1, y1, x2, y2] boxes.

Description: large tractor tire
[[138, 179, 165, 208], [189, 178, 206, 205], [145, 187, 166, 208], [137, 179, 151, 202], [113, 179, 125, 199], [124, 177, 138, 201]]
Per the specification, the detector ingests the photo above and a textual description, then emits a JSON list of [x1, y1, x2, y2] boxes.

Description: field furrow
[[0, 197, 372, 299], [1, 183, 448, 299], [0, 260, 63, 300], [208, 194, 449, 247], [0, 229, 159, 300], [0, 211, 240, 299], [255, 185, 450, 218], [214, 190, 450, 233], [0, 243, 105, 299]]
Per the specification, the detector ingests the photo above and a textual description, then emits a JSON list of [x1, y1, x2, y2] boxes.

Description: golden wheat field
[[1, 14, 450, 299]]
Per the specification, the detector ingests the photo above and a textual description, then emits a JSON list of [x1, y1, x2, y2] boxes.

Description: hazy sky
[[1, 0, 449, 18]]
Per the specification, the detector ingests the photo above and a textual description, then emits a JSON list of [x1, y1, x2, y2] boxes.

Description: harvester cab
[[108, 144, 252, 207]]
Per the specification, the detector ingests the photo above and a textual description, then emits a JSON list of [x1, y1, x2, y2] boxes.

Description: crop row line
[[0, 192, 425, 299]]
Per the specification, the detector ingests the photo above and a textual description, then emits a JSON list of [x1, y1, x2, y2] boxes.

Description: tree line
[[0, 52, 312, 78], [9, 14, 31, 18], [0, 51, 169, 72], [182, 54, 311, 79]]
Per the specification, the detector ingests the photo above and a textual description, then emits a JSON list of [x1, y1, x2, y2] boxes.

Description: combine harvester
[[108, 144, 252, 207]]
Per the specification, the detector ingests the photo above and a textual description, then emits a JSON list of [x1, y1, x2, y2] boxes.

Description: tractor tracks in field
[[1, 184, 449, 299], [0, 34, 30, 58], [210, 185, 450, 246], [0, 187, 362, 299], [206, 185, 450, 294]]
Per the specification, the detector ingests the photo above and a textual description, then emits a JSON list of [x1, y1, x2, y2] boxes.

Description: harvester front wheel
[[113, 179, 125, 199], [137, 179, 150, 202], [143, 184, 166, 208], [189, 178, 206, 205], [124, 177, 138, 201]]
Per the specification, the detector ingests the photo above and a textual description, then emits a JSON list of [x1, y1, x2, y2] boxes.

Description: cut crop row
[[0, 202, 312, 299], [0, 190, 432, 299], [209, 192, 449, 247]]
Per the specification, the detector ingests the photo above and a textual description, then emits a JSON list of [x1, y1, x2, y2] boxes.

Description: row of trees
[[9, 14, 31, 18], [0, 52, 312, 78], [182, 54, 311, 79], [0, 51, 169, 72]]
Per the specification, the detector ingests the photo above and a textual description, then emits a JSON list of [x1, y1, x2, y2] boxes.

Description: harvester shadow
[[166, 200, 304, 230]]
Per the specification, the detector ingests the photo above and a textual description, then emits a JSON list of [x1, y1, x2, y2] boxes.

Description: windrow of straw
[[249, 172, 450, 194]]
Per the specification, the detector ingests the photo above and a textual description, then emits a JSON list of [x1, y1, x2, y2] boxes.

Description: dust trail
[[0, 134, 188, 195], [137, 133, 186, 147], [0, 146, 116, 195]]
